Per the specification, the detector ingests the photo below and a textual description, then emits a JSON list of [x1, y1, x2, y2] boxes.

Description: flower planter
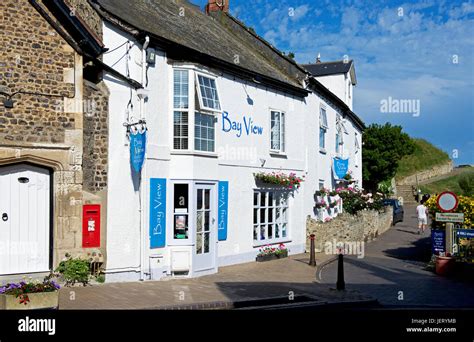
[[435, 256, 455, 276], [256, 250, 288, 262], [0, 291, 59, 310]]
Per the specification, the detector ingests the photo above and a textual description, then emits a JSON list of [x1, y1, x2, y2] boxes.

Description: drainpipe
[[139, 36, 150, 281]]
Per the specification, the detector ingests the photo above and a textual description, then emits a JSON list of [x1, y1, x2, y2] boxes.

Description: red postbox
[[82, 204, 100, 248]]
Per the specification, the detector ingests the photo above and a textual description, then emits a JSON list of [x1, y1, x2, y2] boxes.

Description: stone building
[[0, 0, 108, 277]]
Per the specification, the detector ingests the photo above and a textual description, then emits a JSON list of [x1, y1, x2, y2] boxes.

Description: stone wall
[[0, 0, 107, 268], [0, 0, 76, 144], [306, 207, 393, 253], [83, 81, 109, 193], [397, 160, 453, 186]]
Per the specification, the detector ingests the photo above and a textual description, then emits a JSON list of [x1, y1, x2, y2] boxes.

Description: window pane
[[281, 113, 285, 152], [173, 70, 188, 109], [320, 108, 328, 127], [260, 225, 266, 240], [254, 209, 258, 224], [260, 192, 266, 207], [260, 208, 266, 223], [271, 111, 281, 150], [195, 112, 215, 152], [174, 111, 188, 150], [319, 128, 325, 149], [253, 226, 258, 241], [198, 75, 221, 110], [275, 224, 280, 238], [268, 224, 273, 239], [197, 189, 203, 210], [204, 232, 210, 253]]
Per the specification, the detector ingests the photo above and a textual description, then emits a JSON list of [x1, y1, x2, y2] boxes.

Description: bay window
[[253, 190, 289, 244], [173, 68, 220, 152]]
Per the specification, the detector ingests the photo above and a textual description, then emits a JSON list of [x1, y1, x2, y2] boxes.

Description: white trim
[[195, 72, 222, 113]]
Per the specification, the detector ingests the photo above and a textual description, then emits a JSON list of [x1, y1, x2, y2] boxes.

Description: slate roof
[[90, 0, 307, 93], [302, 60, 354, 77]]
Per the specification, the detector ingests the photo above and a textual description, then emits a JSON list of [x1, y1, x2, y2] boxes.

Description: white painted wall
[[316, 73, 354, 110], [102, 22, 363, 282]]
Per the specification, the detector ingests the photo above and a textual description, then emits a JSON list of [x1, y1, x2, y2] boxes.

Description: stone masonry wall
[[83, 81, 109, 192], [306, 207, 393, 253], [397, 160, 453, 186], [0, 0, 106, 268], [0, 0, 76, 144]]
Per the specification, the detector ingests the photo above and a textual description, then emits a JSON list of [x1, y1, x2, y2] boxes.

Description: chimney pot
[[316, 53, 321, 63], [206, 0, 229, 14]]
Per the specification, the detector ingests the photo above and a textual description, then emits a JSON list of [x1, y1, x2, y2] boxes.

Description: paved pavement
[[319, 205, 474, 307], [58, 252, 373, 309]]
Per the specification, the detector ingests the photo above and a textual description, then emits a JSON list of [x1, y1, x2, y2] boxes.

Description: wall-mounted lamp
[[0, 92, 14, 108]]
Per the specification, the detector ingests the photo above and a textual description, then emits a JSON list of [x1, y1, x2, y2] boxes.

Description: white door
[[193, 184, 216, 272], [0, 164, 51, 275]]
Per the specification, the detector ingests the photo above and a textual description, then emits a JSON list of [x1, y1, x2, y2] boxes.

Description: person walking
[[416, 200, 429, 235]]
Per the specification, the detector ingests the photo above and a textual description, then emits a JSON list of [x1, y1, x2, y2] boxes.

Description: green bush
[[55, 254, 91, 286], [458, 173, 474, 196]]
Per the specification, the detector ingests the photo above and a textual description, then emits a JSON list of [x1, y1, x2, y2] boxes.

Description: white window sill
[[269, 150, 287, 158], [171, 150, 218, 158]]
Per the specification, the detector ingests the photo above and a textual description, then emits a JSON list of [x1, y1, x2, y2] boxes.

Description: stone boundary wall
[[397, 160, 453, 186], [306, 207, 393, 253]]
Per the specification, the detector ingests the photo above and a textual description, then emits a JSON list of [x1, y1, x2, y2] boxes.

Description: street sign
[[431, 230, 446, 254], [436, 191, 458, 212], [435, 212, 464, 223]]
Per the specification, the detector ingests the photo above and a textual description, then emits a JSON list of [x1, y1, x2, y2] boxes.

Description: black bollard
[[336, 253, 345, 291], [309, 234, 316, 266]]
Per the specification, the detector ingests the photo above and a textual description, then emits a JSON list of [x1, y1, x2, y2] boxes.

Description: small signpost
[[434, 192, 460, 255]]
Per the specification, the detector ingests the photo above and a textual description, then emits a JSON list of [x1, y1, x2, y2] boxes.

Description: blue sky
[[192, 0, 474, 165]]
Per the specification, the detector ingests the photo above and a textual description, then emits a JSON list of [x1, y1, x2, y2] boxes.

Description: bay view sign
[[222, 111, 264, 137]]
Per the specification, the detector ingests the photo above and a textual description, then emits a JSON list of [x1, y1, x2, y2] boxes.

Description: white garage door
[[0, 163, 51, 275]]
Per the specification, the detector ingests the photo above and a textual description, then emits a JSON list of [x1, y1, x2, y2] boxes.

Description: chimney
[[316, 53, 321, 63], [206, 0, 229, 14]]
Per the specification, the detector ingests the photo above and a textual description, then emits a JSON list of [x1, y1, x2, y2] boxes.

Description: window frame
[[195, 72, 222, 113], [270, 109, 286, 154], [253, 189, 291, 246], [171, 66, 219, 154], [172, 68, 190, 151]]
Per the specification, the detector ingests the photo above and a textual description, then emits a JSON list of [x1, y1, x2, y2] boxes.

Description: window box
[[256, 249, 288, 262], [0, 291, 59, 310]]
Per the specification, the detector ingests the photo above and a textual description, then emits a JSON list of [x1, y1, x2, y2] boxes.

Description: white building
[[90, 0, 365, 282]]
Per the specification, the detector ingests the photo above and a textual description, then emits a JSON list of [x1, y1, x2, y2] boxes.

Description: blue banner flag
[[218, 181, 229, 241], [333, 158, 349, 179], [130, 131, 146, 173], [149, 178, 166, 248]]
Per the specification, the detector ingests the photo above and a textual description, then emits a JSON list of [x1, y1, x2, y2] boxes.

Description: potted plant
[[435, 252, 455, 276], [256, 244, 288, 262], [0, 277, 60, 310]]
